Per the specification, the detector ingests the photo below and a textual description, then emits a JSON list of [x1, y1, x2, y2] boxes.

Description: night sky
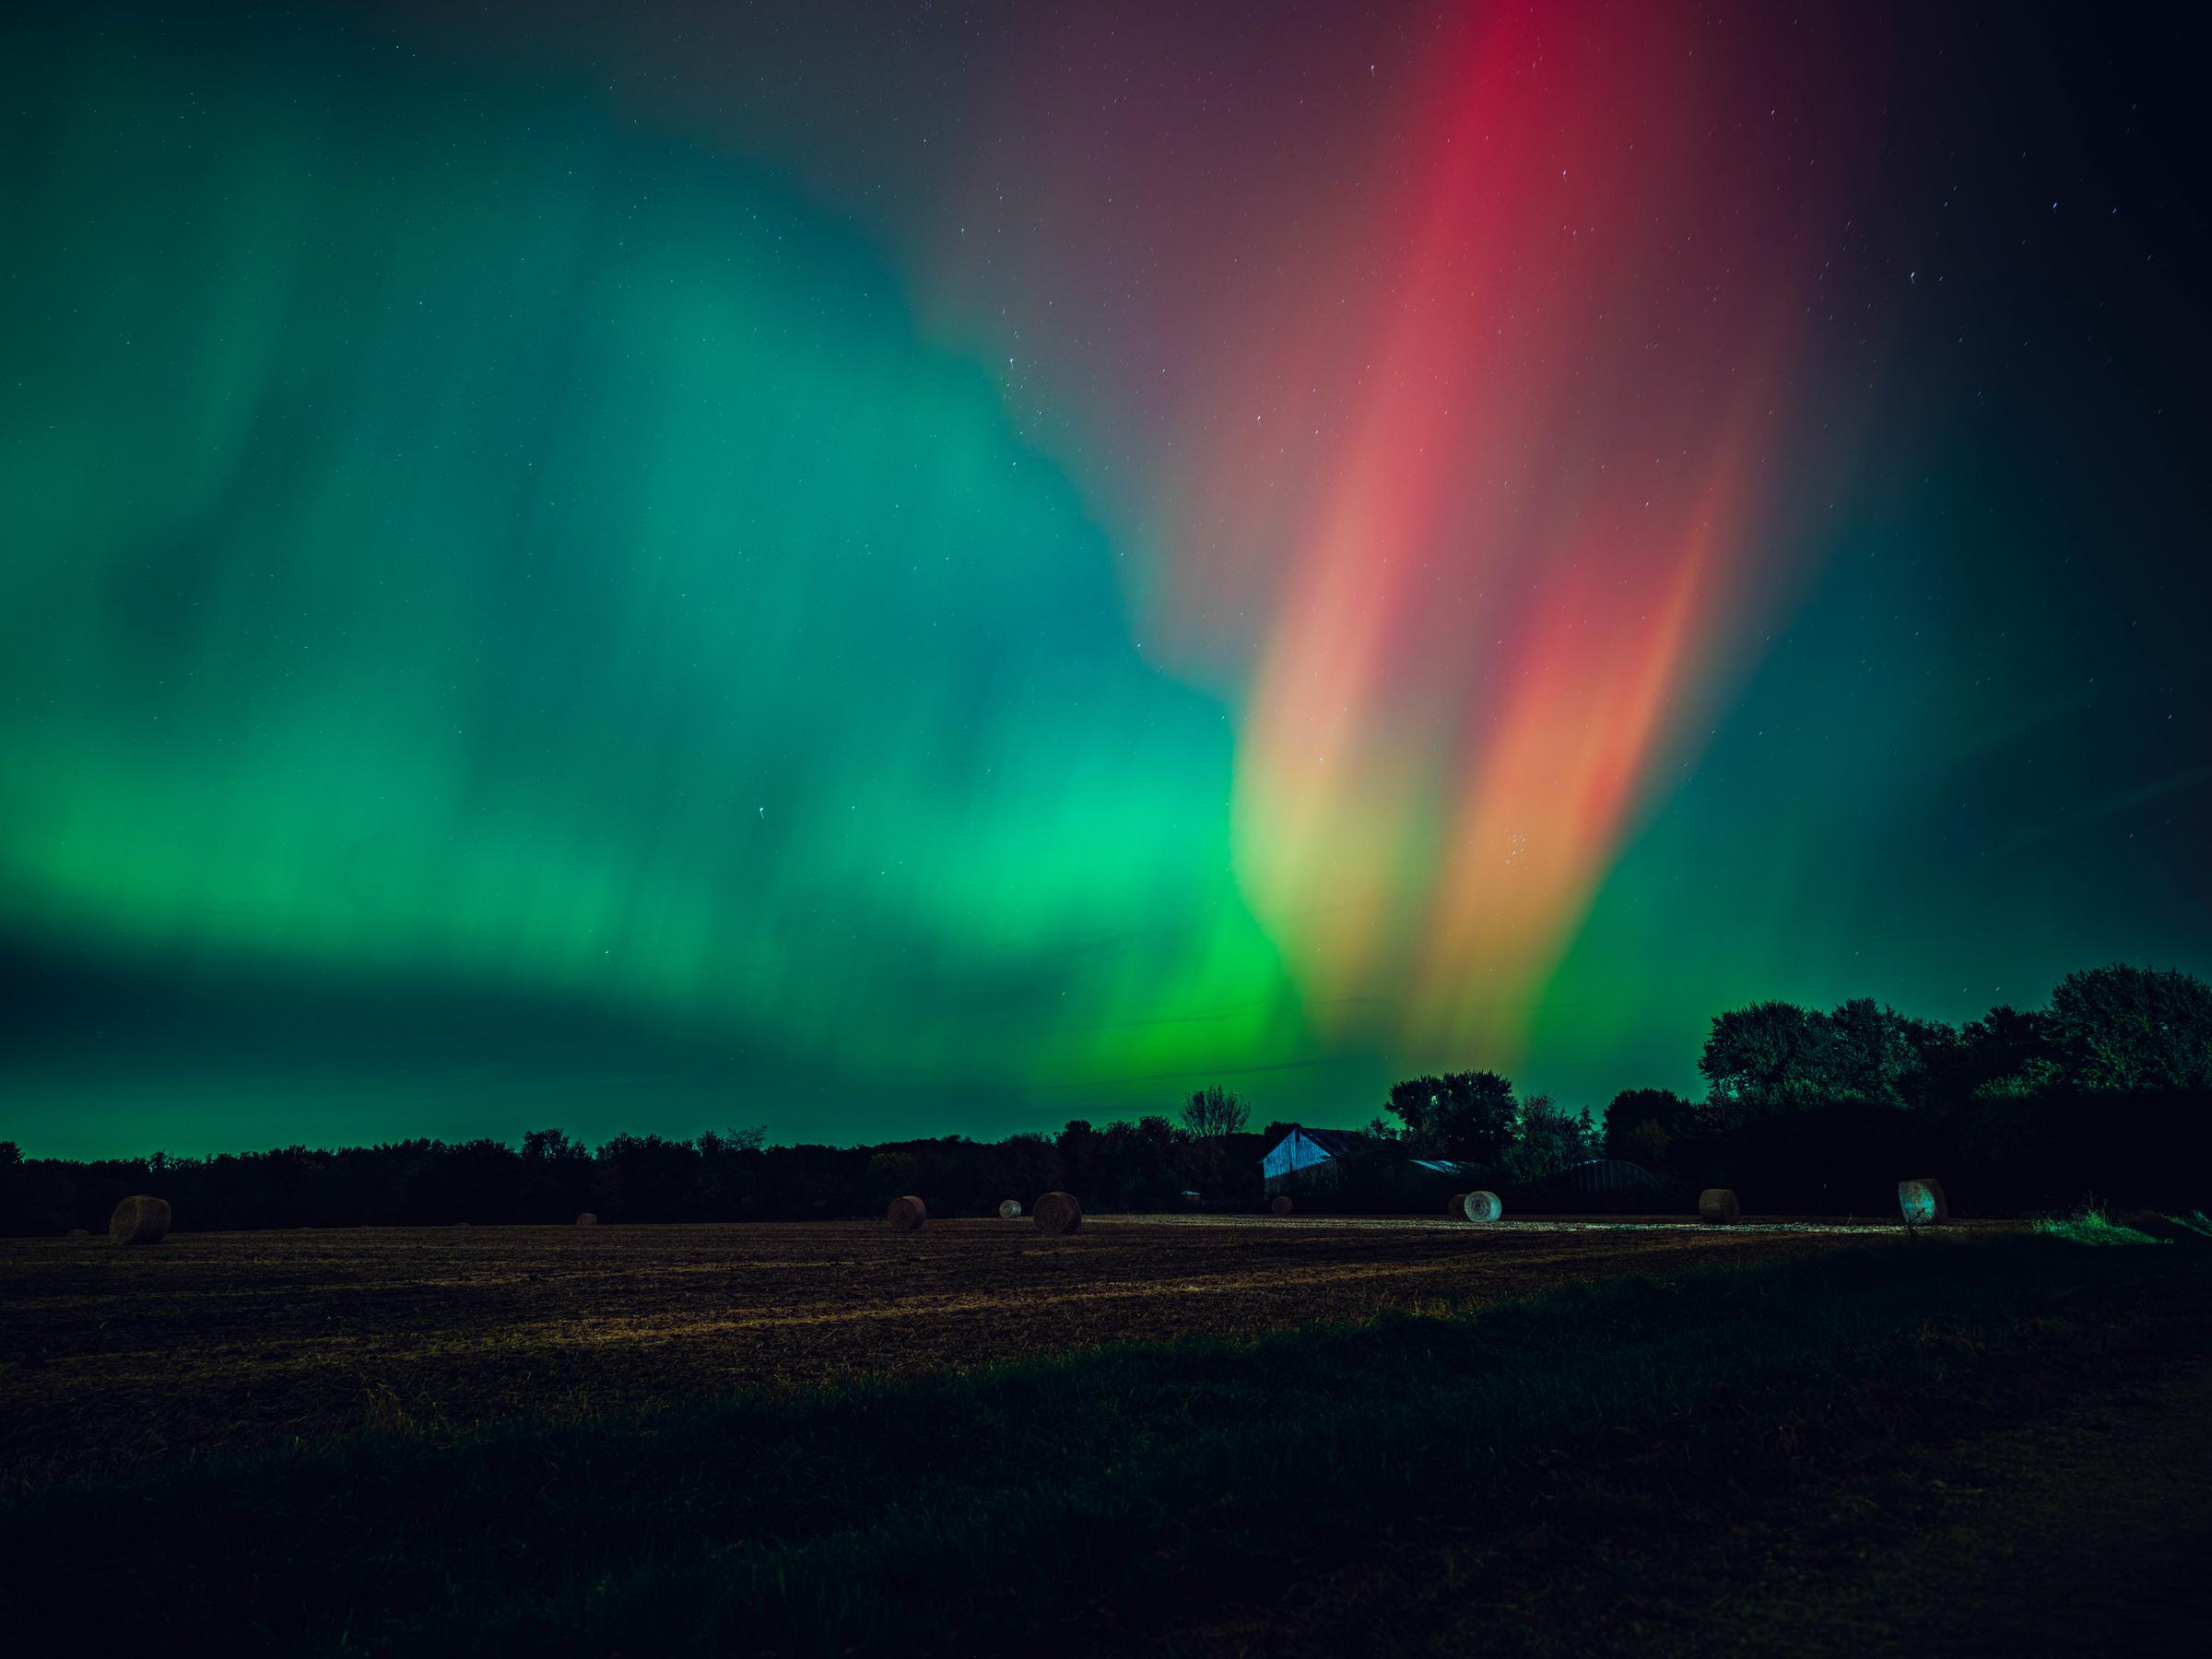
[[4, 0, 2207, 1158]]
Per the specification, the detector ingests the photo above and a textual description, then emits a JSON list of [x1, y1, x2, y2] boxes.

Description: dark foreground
[[0, 1215, 1916, 1487], [4, 1227, 2207, 1655]]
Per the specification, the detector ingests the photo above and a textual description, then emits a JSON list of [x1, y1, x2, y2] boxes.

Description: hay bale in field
[[575, 1212, 599, 1226], [1459, 1190, 1502, 1223], [1033, 1191, 1083, 1235], [1698, 1188, 1741, 1225], [109, 1194, 171, 1247], [886, 1194, 927, 1231], [1898, 1179, 1948, 1225], [1270, 1194, 1295, 1217], [1447, 1192, 1467, 1217], [998, 1199, 1022, 1219]]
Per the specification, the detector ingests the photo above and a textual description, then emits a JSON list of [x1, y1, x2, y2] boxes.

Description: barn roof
[[1280, 1126, 1370, 1159]]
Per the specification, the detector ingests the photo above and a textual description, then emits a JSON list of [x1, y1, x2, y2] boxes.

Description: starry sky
[[4, 0, 2207, 1158]]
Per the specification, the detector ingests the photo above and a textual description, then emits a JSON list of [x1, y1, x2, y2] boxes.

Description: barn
[[1259, 1127, 1375, 1199], [1261, 1131, 1497, 1208]]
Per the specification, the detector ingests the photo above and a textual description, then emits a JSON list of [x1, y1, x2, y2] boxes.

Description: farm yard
[[3, 1214, 2206, 1656], [0, 1213, 1941, 1488]]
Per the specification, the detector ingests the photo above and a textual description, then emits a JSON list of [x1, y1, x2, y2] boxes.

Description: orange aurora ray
[[1170, 1, 1869, 1065]]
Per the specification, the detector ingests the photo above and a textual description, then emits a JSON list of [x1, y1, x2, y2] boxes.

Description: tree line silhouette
[[3, 963, 2206, 1232]]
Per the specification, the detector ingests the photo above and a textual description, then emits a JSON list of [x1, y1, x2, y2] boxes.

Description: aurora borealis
[[5, 1, 2207, 1157]]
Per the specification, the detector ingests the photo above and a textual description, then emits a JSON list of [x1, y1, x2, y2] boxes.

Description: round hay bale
[[1033, 1191, 1083, 1235], [109, 1194, 171, 1247], [1459, 1190, 1502, 1223], [1898, 1179, 1948, 1225], [575, 1212, 599, 1227], [998, 1199, 1023, 1219], [1447, 1192, 1467, 1217], [886, 1194, 927, 1231], [1698, 1188, 1741, 1225], [1270, 1194, 1294, 1217]]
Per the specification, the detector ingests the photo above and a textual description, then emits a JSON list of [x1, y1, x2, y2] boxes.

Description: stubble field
[[0, 1213, 1937, 1487]]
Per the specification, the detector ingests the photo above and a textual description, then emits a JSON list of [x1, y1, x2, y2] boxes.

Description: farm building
[[1261, 1130, 1492, 1208], [1522, 1158, 1663, 1211], [1259, 1127, 1375, 1198], [1378, 1158, 1491, 1206], [1260, 1132, 1657, 1212]]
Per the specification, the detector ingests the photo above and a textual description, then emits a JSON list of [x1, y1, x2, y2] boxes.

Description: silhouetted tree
[[1700, 998, 1955, 1123], [520, 1127, 595, 1221], [1180, 1085, 1251, 1142], [1825, 997, 1954, 1110], [589, 1134, 700, 1223], [1053, 1119, 1100, 1199], [0, 1140, 75, 1234], [2049, 964, 2212, 1090], [1699, 1001, 1830, 1124], [1602, 1088, 1705, 1159], [1385, 1070, 1518, 1161], [418, 1137, 524, 1224], [1936, 1006, 2056, 1103], [982, 1133, 1064, 1208], [693, 1126, 768, 1219], [1501, 1094, 1596, 1185]]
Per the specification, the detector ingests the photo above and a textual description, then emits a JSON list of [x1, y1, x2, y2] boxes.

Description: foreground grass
[[2033, 1201, 2212, 1246], [4, 1233, 2206, 1655]]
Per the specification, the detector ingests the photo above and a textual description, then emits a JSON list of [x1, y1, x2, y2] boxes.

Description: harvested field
[[1133, 1213, 1894, 1234], [0, 1216, 2008, 1488]]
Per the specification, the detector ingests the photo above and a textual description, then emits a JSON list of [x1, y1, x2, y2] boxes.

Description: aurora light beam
[[4, 0, 2208, 1156]]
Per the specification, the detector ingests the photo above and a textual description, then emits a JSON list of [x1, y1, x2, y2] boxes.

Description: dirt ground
[[0, 1214, 1977, 1488], [1149, 1250, 2212, 1659]]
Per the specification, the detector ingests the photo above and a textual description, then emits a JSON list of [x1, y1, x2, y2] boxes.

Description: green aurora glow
[[3, 4, 2206, 1156]]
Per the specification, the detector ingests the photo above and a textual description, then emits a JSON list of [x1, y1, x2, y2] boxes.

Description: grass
[[2033, 1200, 2212, 1245], [3, 1230, 2206, 1655]]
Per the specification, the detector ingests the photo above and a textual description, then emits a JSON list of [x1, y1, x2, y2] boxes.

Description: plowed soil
[[0, 1215, 1971, 1487]]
